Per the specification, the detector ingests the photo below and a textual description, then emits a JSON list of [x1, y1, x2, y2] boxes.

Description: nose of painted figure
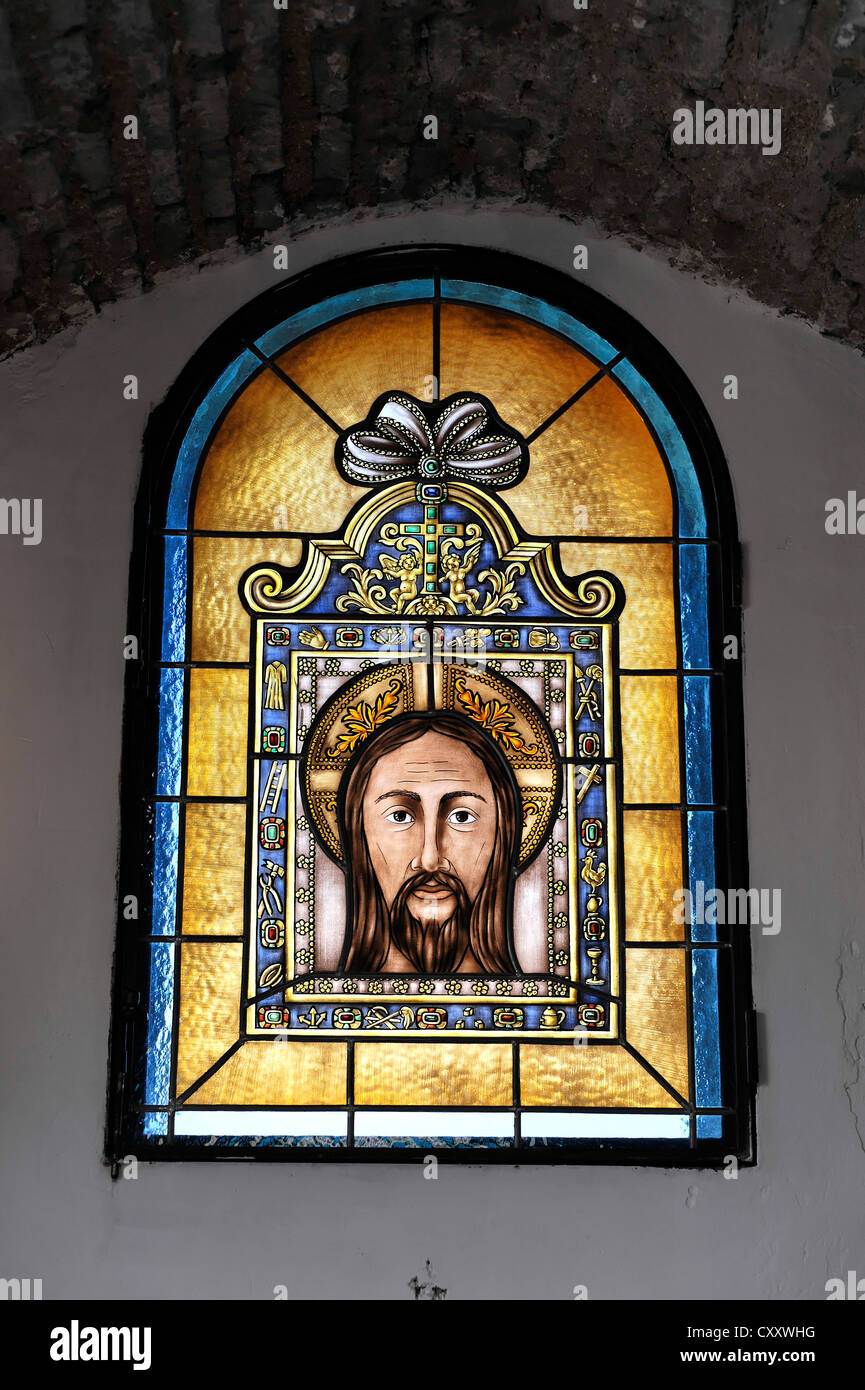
[[412, 816, 450, 877]]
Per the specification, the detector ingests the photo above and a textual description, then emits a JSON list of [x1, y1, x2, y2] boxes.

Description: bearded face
[[387, 868, 472, 973], [339, 716, 521, 976]]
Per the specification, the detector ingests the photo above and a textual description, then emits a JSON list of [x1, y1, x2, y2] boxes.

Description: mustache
[[389, 870, 471, 973], [400, 870, 464, 893]]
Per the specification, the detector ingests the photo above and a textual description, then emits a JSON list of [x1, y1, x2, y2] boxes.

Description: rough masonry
[[0, 0, 863, 355]]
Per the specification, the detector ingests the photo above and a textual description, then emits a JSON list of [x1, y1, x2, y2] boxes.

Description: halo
[[302, 660, 560, 867]]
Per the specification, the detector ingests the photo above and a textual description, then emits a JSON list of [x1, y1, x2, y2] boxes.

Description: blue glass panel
[[441, 279, 618, 365], [697, 1114, 723, 1138], [679, 543, 709, 668], [156, 667, 184, 797], [161, 535, 187, 663], [687, 809, 716, 942], [612, 360, 706, 538], [153, 800, 179, 936], [166, 349, 260, 529], [692, 949, 722, 1107], [145, 942, 175, 1109], [143, 1111, 168, 1137], [684, 675, 713, 804], [355, 1136, 516, 1149], [174, 1134, 346, 1149], [254, 280, 436, 358]]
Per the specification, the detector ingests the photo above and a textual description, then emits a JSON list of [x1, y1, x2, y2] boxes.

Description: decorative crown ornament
[[330, 391, 531, 618], [338, 392, 528, 490]]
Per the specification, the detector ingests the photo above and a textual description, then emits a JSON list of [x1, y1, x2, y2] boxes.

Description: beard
[[388, 869, 473, 974]]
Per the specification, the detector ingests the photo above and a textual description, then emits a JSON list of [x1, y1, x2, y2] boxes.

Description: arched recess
[[108, 246, 755, 1167]]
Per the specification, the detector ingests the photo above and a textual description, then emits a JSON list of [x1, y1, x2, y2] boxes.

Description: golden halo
[[302, 660, 559, 866]]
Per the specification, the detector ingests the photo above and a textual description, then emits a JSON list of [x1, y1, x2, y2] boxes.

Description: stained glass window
[[109, 247, 755, 1164]]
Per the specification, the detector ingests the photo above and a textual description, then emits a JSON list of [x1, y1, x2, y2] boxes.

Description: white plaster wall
[[1, 210, 863, 1300]]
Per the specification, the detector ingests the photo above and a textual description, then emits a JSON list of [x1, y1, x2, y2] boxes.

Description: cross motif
[[575, 764, 603, 805], [338, 395, 527, 614], [398, 487, 465, 595], [335, 396, 532, 618]]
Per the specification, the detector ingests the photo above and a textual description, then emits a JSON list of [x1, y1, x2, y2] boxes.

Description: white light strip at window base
[[354, 1111, 514, 1138], [175, 1111, 348, 1137], [521, 1112, 690, 1140], [174, 1110, 691, 1140]]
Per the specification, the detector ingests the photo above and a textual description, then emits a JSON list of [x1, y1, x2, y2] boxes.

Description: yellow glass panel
[[520, 1043, 680, 1107], [624, 810, 684, 941], [519, 375, 672, 536], [276, 303, 433, 430], [354, 1042, 512, 1106], [560, 542, 676, 669], [195, 310, 672, 543], [186, 1041, 347, 1106], [187, 668, 248, 798], [439, 303, 599, 436], [176, 942, 242, 1094], [194, 368, 360, 533], [620, 675, 680, 803], [191, 538, 302, 662], [626, 949, 690, 1100], [179, 300, 699, 1125], [182, 803, 246, 935]]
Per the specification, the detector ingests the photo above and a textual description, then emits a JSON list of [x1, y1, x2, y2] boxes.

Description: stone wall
[[1, 0, 864, 355]]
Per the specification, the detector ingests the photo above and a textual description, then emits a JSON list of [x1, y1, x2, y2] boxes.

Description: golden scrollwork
[[335, 518, 528, 618], [334, 562, 391, 614], [454, 675, 539, 753], [240, 481, 623, 621], [571, 574, 618, 618], [327, 678, 402, 757], [246, 565, 299, 613]]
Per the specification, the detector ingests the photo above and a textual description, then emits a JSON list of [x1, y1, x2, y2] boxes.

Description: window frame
[[107, 245, 756, 1168]]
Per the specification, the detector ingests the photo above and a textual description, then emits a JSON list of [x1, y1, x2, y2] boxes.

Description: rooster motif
[[580, 849, 607, 890]]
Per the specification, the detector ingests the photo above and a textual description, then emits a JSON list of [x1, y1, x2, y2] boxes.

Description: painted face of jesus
[[361, 729, 497, 931]]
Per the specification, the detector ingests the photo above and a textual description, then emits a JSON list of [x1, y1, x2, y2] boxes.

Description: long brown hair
[[338, 712, 521, 974]]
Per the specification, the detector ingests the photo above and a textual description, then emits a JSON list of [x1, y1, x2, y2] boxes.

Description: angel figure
[[441, 537, 482, 613], [379, 549, 423, 612]]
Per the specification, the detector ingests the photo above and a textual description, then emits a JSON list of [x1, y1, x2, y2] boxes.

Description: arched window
[[109, 247, 755, 1165]]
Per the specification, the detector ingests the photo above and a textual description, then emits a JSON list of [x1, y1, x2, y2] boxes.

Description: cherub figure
[[380, 549, 423, 612], [441, 538, 482, 613]]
